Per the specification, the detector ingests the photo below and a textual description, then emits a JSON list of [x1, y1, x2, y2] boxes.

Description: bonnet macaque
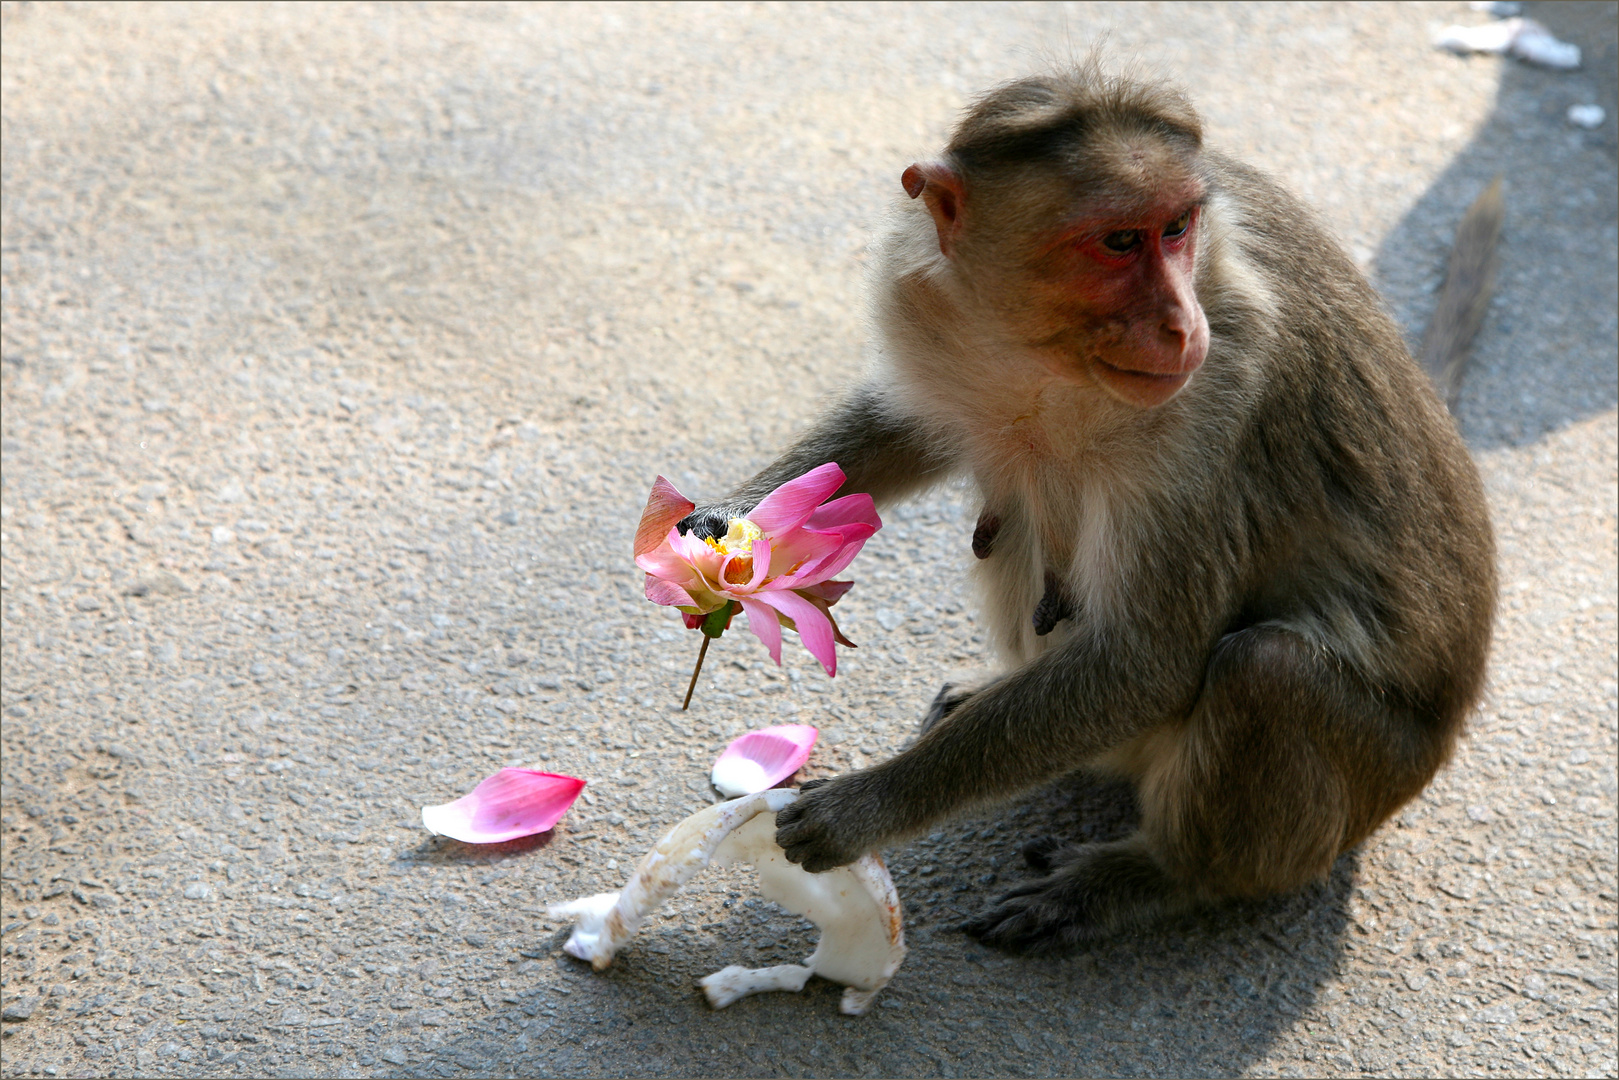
[[679, 68, 1496, 949]]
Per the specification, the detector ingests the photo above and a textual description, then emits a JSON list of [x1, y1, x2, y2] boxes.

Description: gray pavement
[[1, 2, 1615, 1077]]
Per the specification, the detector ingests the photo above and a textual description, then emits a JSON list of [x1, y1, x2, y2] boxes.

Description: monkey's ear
[[901, 162, 965, 258]]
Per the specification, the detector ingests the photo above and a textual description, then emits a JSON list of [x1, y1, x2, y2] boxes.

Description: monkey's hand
[[775, 776, 884, 873], [676, 501, 756, 541]]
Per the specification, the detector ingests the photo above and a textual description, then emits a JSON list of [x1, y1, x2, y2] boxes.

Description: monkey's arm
[[678, 384, 957, 538], [775, 621, 1209, 871]]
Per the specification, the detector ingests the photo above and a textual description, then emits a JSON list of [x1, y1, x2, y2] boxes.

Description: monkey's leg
[[777, 629, 1203, 870], [965, 626, 1440, 950]]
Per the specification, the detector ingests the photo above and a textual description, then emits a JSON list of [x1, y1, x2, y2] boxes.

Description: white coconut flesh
[[547, 788, 905, 1015]]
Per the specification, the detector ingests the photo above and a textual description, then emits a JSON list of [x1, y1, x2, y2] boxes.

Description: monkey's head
[[903, 71, 1211, 410]]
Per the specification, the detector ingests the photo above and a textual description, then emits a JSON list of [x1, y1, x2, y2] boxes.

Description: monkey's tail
[[1419, 176, 1504, 412]]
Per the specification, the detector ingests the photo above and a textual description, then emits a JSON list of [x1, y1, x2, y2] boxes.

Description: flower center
[[719, 517, 762, 553], [709, 517, 763, 586], [706, 517, 763, 554]]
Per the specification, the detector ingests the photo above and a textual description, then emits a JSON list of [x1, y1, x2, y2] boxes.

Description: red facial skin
[[1038, 198, 1210, 408], [905, 163, 1211, 410]]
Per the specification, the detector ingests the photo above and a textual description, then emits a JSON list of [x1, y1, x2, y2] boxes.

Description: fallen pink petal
[[421, 769, 586, 844], [710, 724, 819, 797]]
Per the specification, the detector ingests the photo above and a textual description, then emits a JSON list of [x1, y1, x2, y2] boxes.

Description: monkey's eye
[[1162, 211, 1192, 239], [1101, 230, 1141, 254]]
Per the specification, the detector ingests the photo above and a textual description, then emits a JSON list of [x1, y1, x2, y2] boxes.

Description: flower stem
[[681, 634, 710, 711]]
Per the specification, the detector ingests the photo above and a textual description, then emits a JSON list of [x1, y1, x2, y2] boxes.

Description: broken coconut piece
[[547, 788, 904, 1015]]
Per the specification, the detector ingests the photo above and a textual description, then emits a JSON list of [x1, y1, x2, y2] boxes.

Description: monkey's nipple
[[972, 512, 1000, 559]]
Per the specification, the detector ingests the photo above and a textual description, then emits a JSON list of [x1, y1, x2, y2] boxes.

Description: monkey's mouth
[[1092, 359, 1194, 406], [1095, 359, 1189, 383]]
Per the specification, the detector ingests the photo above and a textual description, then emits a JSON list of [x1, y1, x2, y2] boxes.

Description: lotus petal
[[710, 724, 819, 797], [754, 588, 839, 676], [421, 769, 585, 844], [737, 597, 783, 665], [644, 577, 698, 608], [764, 526, 848, 579], [771, 538, 866, 591], [634, 476, 695, 558], [797, 579, 854, 604], [803, 492, 881, 533], [549, 789, 905, 1015], [635, 540, 703, 584], [747, 462, 846, 535]]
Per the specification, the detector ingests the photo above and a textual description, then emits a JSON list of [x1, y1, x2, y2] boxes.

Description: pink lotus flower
[[710, 724, 819, 797], [421, 769, 585, 844], [633, 463, 880, 677]]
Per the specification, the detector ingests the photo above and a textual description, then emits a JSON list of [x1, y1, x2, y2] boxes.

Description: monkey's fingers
[[775, 782, 865, 873], [775, 821, 855, 872], [674, 505, 735, 540]]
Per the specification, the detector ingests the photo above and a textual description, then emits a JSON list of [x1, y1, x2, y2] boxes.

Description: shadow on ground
[[414, 772, 1356, 1078], [1374, 1, 1619, 451]]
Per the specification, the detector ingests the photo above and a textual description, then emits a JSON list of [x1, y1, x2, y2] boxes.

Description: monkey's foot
[[919, 683, 973, 735], [962, 840, 1185, 952], [1018, 835, 1083, 874]]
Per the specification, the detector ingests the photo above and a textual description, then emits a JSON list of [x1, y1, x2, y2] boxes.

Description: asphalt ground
[[1, 2, 1615, 1077]]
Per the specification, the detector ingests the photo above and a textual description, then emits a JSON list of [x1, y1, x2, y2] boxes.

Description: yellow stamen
[[706, 517, 763, 556], [722, 517, 763, 551]]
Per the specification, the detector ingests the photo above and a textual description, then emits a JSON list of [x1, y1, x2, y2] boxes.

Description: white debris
[[1434, 18, 1581, 70], [700, 963, 813, 1008], [548, 788, 905, 1015], [1568, 104, 1606, 129]]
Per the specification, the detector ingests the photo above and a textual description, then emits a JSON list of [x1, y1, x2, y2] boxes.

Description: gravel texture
[[2, 2, 1615, 1077]]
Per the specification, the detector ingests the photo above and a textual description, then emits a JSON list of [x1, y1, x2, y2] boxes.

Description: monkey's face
[[1009, 189, 1210, 410], [907, 139, 1210, 410]]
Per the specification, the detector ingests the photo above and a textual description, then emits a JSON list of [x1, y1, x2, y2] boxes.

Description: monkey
[[675, 65, 1497, 951]]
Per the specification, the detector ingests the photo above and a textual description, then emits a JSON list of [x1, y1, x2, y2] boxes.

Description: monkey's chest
[[968, 484, 1107, 663], [973, 507, 1079, 636]]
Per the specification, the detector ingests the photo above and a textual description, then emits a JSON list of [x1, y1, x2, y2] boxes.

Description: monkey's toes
[[961, 885, 1096, 953], [1020, 836, 1068, 873]]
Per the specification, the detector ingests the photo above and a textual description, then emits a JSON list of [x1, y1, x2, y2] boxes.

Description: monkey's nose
[[1158, 309, 1209, 371]]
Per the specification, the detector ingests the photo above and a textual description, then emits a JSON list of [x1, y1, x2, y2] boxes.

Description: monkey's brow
[[1042, 197, 1206, 250]]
